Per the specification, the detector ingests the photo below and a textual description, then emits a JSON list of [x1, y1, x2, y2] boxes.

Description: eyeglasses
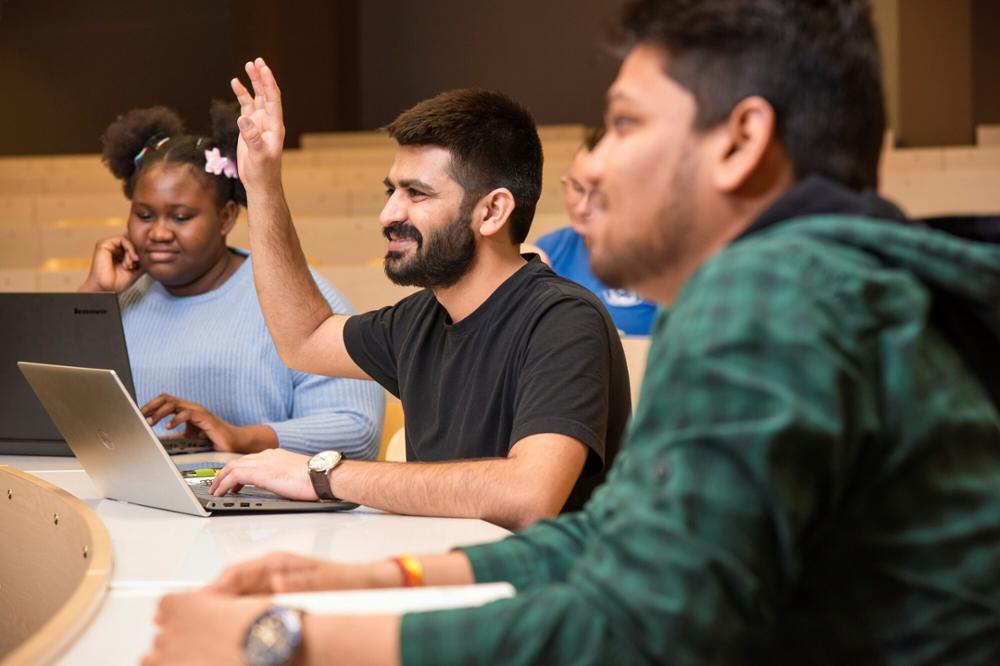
[[560, 175, 591, 207]]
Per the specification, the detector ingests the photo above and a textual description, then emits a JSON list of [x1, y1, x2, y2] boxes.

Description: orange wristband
[[392, 555, 424, 587]]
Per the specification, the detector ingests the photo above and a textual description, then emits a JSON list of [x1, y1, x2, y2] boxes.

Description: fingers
[[208, 552, 305, 595], [141, 394, 172, 425], [141, 394, 186, 426], [166, 409, 193, 431], [99, 235, 139, 271], [245, 60, 266, 112], [209, 458, 248, 496], [119, 235, 140, 267], [236, 115, 263, 146], [140, 394, 215, 434], [84, 235, 141, 291], [271, 566, 328, 593], [208, 450, 313, 499], [240, 58, 283, 126], [255, 59, 284, 126], [230, 76, 254, 117], [207, 559, 267, 595], [140, 393, 173, 415]]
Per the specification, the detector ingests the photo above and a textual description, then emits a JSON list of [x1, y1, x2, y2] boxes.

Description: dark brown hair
[[618, 0, 886, 190], [384, 89, 543, 244]]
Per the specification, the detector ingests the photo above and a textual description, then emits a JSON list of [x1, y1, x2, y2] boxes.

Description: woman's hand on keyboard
[[141, 393, 278, 454]]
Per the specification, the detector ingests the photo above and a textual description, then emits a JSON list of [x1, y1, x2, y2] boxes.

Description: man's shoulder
[[348, 287, 437, 328], [671, 215, 933, 356], [516, 260, 613, 321], [689, 216, 891, 301]]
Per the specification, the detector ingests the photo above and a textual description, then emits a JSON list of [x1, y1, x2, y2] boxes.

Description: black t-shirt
[[343, 256, 630, 511]]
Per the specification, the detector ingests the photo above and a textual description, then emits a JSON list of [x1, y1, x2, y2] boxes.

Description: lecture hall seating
[[1, 124, 997, 313]]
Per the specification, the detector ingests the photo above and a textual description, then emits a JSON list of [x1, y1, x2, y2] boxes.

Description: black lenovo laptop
[[0, 292, 212, 456]]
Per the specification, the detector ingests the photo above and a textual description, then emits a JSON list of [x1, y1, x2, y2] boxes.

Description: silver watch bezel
[[308, 449, 343, 474], [243, 605, 303, 666]]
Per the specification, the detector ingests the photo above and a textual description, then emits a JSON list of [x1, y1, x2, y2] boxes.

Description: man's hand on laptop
[[209, 449, 317, 500], [142, 393, 279, 454]]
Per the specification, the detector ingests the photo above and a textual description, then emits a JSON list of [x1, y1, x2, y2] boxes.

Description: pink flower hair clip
[[204, 148, 239, 179]]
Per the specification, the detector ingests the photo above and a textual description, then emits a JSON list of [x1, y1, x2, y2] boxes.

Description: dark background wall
[[972, 0, 1000, 126], [358, 0, 622, 129], [0, 0, 620, 156]]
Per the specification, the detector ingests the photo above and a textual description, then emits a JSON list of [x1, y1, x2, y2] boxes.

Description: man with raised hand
[[145, 1, 1000, 664], [208, 60, 630, 530]]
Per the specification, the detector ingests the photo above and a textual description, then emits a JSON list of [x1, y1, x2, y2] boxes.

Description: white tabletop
[[2, 455, 513, 664]]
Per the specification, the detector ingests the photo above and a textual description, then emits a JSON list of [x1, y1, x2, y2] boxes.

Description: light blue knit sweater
[[119, 250, 384, 458]]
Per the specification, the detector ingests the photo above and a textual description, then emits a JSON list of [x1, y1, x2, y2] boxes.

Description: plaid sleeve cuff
[[459, 539, 535, 588]]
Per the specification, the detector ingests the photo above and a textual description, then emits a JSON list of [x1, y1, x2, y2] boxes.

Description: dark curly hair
[[100, 101, 247, 208]]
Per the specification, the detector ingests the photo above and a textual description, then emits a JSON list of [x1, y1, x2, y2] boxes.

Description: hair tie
[[204, 147, 238, 179], [133, 136, 171, 166]]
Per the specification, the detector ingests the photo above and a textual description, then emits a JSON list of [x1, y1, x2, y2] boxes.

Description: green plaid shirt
[[401, 213, 1000, 665]]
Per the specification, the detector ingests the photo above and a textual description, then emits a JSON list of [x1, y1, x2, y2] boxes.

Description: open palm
[[230, 57, 285, 189]]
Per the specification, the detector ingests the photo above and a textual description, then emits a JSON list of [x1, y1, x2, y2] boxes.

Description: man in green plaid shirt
[[147, 0, 1000, 664]]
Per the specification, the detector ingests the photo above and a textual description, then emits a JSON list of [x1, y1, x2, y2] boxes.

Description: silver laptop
[[18, 362, 357, 516], [0, 292, 211, 456]]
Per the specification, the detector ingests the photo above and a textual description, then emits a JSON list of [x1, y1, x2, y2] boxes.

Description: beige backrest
[[0, 466, 112, 665], [384, 427, 407, 463], [977, 125, 1000, 146], [880, 170, 1000, 217], [621, 336, 651, 410], [0, 269, 40, 292], [378, 399, 406, 462], [299, 130, 396, 151], [316, 264, 420, 313]]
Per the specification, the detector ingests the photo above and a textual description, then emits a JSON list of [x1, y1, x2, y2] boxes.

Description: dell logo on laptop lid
[[96, 429, 115, 450]]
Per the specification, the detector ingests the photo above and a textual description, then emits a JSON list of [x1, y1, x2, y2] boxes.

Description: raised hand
[[230, 57, 285, 191], [79, 234, 143, 293]]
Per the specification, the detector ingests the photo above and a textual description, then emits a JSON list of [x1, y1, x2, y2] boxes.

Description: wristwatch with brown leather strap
[[307, 450, 344, 500]]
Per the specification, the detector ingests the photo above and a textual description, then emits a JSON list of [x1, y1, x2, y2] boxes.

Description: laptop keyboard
[[159, 437, 214, 455]]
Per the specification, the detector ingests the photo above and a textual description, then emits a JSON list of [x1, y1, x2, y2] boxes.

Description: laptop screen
[[0, 292, 137, 455]]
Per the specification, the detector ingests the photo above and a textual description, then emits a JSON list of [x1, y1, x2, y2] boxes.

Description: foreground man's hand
[[142, 591, 268, 666], [208, 551, 384, 595]]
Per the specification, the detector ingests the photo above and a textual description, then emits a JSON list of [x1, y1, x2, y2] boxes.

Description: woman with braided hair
[[80, 102, 384, 457]]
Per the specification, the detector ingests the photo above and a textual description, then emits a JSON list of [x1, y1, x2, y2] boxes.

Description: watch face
[[244, 607, 302, 666], [308, 450, 340, 472]]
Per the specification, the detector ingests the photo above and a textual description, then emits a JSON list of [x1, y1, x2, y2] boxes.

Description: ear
[[475, 188, 517, 240], [218, 200, 239, 237], [710, 96, 778, 193]]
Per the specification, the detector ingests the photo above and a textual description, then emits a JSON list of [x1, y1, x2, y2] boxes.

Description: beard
[[589, 146, 696, 290], [383, 197, 477, 289]]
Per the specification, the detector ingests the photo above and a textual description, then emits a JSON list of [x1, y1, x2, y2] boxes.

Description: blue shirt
[[535, 227, 657, 335], [119, 249, 385, 457]]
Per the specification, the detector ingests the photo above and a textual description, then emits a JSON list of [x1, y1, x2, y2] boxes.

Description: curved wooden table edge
[[0, 465, 114, 666]]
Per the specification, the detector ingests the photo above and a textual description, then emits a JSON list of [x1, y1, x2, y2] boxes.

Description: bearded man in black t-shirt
[[209, 59, 631, 529]]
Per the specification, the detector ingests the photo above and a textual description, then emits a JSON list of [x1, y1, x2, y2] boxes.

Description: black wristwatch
[[243, 605, 304, 666], [307, 450, 344, 500]]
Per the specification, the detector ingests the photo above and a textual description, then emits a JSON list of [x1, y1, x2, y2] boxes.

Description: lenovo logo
[[73, 307, 108, 315]]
